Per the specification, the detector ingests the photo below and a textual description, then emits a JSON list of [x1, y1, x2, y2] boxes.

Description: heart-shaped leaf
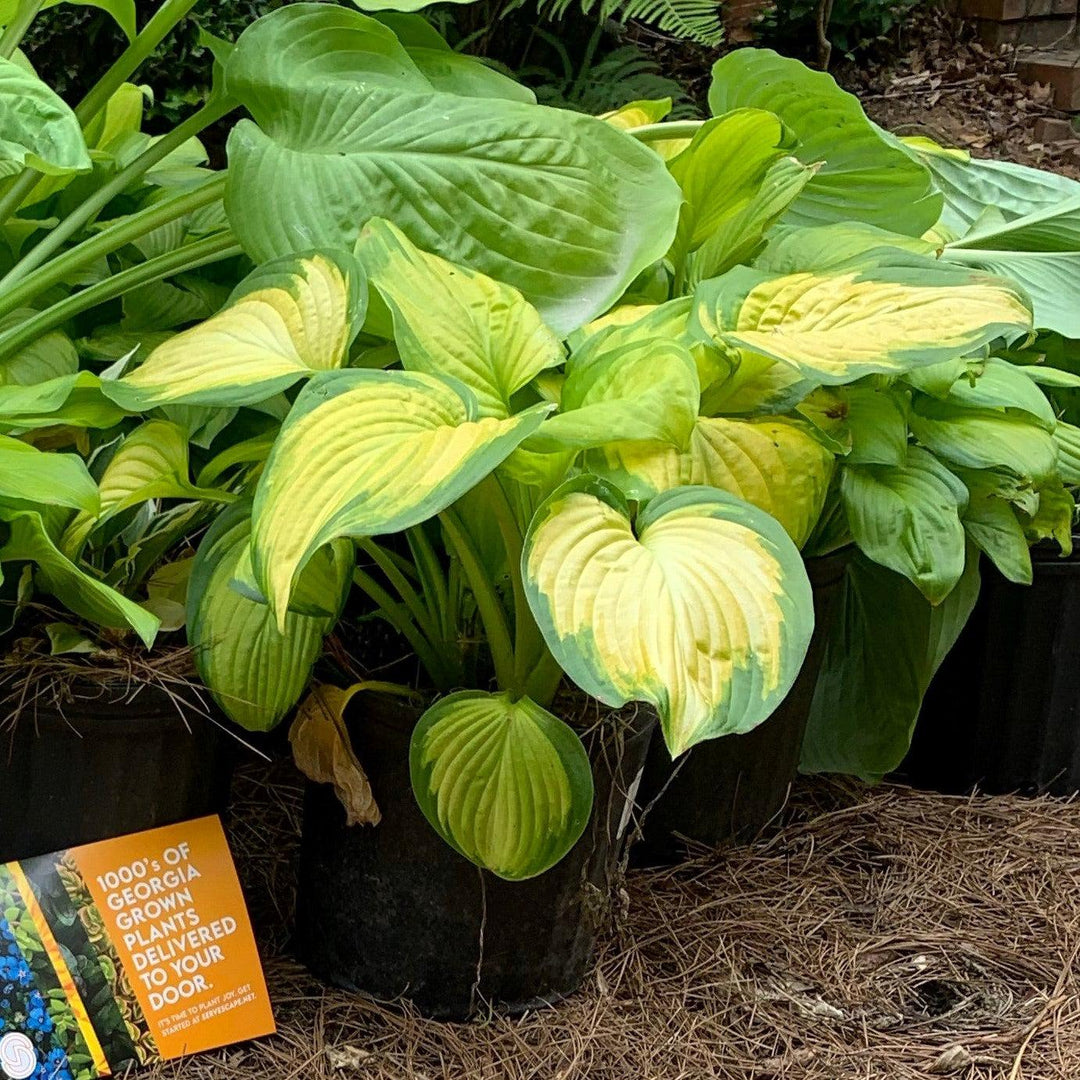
[[410, 690, 594, 880], [524, 477, 814, 757]]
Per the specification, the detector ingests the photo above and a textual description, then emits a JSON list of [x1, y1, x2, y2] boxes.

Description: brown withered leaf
[[289, 683, 382, 826]]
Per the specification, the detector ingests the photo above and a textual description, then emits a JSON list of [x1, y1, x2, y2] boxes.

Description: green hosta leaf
[[686, 156, 815, 288], [586, 415, 834, 548], [188, 502, 352, 731], [0, 316, 78, 386], [105, 251, 365, 410], [523, 477, 814, 757], [0, 56, 91, 178], [840, 446, 968, 604], [0, 510, 158, 647], [410, 691, 594, 880], [224, 5, 680, 336], [755, 222, 936, 275], [251, 369, 551, 625], [354, 0, 472, 10], [45, 621, 99, 655], [0, 435, 98, 512], [801, 547, 981, 780], [356, 219, 562, 418], [0, 0, 136, 39], [708, 50, 940, 235], [693, 263, 1032, 385], [942, 198, 1080, 338], [600, 97, 673, 129], [842, 384, 909, 467], [909, 396, 1057, 481], [1024, 480, 1076, 554], [960, 469, 1032, 585], [60, 421, 230, 558], [1053, 421, 1080, 486], [667, 108, 793, 269], [529, 337, 699, 452], [945, 357, 1056, 429], [0, 372, 127, 430], [698, 349, 816, 416]]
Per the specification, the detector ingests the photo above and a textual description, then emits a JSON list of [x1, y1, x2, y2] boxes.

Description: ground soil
[[142, 760, 1080, 1080]]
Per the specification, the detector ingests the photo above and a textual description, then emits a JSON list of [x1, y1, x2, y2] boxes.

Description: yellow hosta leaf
[[105, 251, 364, 409], [251, 369, 551, 627], [524, 479, 814, 757], [588, 416, 834, 548], [356, 218, 563, 418], [695, 264, 1032, 385]]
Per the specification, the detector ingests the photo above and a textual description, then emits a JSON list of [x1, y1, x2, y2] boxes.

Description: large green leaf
[[1053, 421, 1080, 486], [959, 469, 1032, 585], [223, 5, 681, 335], [0, 510, 159, 646], [0, 435, 98, 512], [251, 368, 551, 625], [800, 547, 981, 781], [105, 251, 366, 410], [754, 222, 936, 275], [585, 415, 834, 548], [356, 219, 562, 418], [0, 371, 127, 430], [0, 56, 91, 178], [410, 690, 594, 880], [909, 396, 1057, 481], [707, 49, 940, 235], [842, 384, 909, 467], [840, 446, 968, 604], [944, 357, 1056, 429], [187, 501, 352, 732], [523, 477, 814, 757], [693, 263, 1032, 385]]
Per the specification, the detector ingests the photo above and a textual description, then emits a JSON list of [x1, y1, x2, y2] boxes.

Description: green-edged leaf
[[693, 263, 1032, 385], [586, 415, 834, 548], [945, 357, 1056, 429], [60, 421, 229, 557], [667, 108, 793, 269], [0, 56, 91, 178], [0, 372, 127, 430], [842, 384, 909, 466], [0, 510, 158, 647], [0, 435, 98, 512], [251, 369, 551, 625], [188, 501, 352, 731], [523, 478, 814, 757], [698, 349, 816, 416], [529, 337, 700, 452], [105, 251, 365, 410], [410, 690, 594, 880], [909, 396, 1057, 481], [960, 469, 1033, 584], [224, 5, 681, 335], [707, 50, 940, 235], [840, 446, 968, 604], [800, 547, 981, 780], [356, 218, 562, 418]]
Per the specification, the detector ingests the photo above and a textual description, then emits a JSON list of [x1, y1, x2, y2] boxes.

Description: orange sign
[[67, 817, 275, 1063]]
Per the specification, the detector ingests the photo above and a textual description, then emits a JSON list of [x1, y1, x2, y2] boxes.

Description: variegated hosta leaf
[[410, 691, 594, 880], [187, 502, 353, 732], [105, 251, 366, 410], [251, 369, 551, 626], [693, 263, 1033, 385], [523, 478, 814, 757], [527, 337, 700, 452], [699, 349, 816, 416], [0, 436, 98, 512], [909, 396, 1058, 482], [600, 98, 672, 129], [840, 447, 968, 604], [61, 421, 230, 558], [0, 510, 159, 647], [356, 218, 563, 418], [586, 416, 834, 548]]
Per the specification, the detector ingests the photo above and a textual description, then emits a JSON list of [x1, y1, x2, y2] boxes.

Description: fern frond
[[527, 0, 725, 46]]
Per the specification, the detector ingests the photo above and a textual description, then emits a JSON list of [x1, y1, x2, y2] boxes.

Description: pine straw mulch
[[142, 759, 1080, 1080]]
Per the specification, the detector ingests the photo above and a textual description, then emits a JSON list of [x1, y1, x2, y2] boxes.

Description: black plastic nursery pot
[[0, 682, 235, 863], [901, 541, 1080, 796], [295, 692, 657, 1020], [630, 550, 849, 865]]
